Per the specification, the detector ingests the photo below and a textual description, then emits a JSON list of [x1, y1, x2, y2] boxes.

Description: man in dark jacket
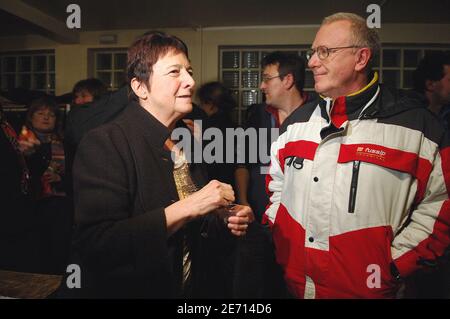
[[413, 51, 450, 130], [407, 51, 450, 298], [235, 51, 314, 222], [64, 86, 129, 197]]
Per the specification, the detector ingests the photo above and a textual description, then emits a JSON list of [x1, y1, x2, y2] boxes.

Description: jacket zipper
[[348, 160, 360, 213]]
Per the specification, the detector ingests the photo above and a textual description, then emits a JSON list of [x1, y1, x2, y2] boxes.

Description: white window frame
[[91, 49, 127, 91], [0, 51, 55, 94]]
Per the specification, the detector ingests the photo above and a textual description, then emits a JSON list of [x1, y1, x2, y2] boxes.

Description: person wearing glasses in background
[[264, 12, 450, 298], [234, 51, 315, 297], [235, 51, 314, 222]]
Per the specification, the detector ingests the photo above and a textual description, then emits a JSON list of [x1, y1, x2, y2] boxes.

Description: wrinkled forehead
[[313, 20, 353, 47]]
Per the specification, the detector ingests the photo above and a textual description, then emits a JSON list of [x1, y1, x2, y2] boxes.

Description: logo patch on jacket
[[356, 146, 386, 161]]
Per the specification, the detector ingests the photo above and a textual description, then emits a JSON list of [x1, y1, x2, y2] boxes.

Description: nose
[[260, 80, 266, 91], [182, 69, 195, 89], [308, 52, 320, 69]]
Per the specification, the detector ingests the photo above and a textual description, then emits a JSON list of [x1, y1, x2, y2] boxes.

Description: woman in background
[[19, 96, 71, 274]]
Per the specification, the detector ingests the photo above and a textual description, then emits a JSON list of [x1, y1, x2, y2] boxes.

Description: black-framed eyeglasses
[[261, 74, 284, 83], [306, 45, 362, 61]]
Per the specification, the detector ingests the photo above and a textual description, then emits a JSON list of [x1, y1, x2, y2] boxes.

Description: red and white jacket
[[264, 75, 450, 298]]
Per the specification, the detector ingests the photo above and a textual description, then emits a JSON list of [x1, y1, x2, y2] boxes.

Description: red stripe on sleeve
[[394, 147, 450, 277]]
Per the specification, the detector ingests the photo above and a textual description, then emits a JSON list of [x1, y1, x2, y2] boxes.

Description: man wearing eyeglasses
[[233, 51, 314, 298], [235, 51, 314, 223], [264, 12, 450, 298]]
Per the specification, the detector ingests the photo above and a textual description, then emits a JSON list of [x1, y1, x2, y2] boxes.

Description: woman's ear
[[130, 78, 149, 100]]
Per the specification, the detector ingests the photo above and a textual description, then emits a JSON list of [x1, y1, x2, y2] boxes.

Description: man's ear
[[283, 73, 295, 90], [130, 78, 149, 100], [355, 48, 371, 72]]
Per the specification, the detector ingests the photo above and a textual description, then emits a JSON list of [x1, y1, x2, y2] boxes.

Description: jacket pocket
[[348, 160, 360, 213]]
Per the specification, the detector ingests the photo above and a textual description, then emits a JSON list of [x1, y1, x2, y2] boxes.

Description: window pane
[[49, 55, 55, 71], [18, 73, 31, 89], [34, 73, 46, 90], [403, 70, 414, 89], [242, 90, 259, 107], [231, 90, 239, 105], [97, 72, 112, 88], [2, 74, 16, 90], [33, 55, 47, 72], [404, 50, 421, 68], [222, 52, 239, 69], [49, 73, 55, 90], [241, 71, 259, 88], [97, 54, 112, 70], [222, 71, 239, 88], [305, 70, 314, 89], [424, 49, 441, 56], [242, 51, 259, 69], [261, 52, 270, 60], [383, 49, 400, 67], [19, 56, 31, 72], [114, 71, 126, 88], [382, 70, 400, 88], [3, 57, 16, 72], [114, 53, 127, 70], [1, 52, 54, 93]]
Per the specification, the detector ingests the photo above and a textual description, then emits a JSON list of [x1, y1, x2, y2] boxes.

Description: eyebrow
[[168, 64, 193, 71]]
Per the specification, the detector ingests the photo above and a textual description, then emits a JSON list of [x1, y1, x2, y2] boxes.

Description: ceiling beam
[[0, 0, 79, 43]]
